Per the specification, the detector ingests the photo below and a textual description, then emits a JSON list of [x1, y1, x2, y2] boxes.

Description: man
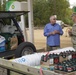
[[68, 13, 76, 50], [44, 15, 63, 51]]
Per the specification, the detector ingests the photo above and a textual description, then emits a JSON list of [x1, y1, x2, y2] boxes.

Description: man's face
[[50, 17, 56, 25]]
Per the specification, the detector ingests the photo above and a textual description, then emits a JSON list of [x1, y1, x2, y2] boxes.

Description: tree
[[33, 0, 50, 26], [33, 0, 73, 26]]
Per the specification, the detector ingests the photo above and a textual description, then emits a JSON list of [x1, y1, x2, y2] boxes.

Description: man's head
[[71, 12, 76, 23], [49, 15, 56, 25]]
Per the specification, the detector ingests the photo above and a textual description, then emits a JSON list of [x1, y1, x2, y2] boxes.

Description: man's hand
[[49, 30, 60, 35], [49, 31, 55, 35], [54, 30, 60, 34]]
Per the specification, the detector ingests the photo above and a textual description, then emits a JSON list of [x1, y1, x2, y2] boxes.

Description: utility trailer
[[0, 58, 76, 75]]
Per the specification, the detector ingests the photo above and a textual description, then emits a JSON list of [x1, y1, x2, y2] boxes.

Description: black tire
[[15, 42, 36, 58]]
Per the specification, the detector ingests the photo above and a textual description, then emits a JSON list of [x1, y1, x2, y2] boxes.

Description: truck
[[56, 20, 64, 29], [0, 11, 36, 59]]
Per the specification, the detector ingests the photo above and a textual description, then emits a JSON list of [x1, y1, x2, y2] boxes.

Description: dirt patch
[[27, 29, 72, 50]]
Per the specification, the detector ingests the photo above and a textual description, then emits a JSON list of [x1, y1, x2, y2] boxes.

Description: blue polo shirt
[[44, 23, 63, 46]]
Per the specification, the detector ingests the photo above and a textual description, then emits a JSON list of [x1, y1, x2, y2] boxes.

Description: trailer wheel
[[15, 42, 36, 58]]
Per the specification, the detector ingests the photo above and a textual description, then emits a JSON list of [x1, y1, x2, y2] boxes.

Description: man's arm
[[58, 26, 63, 35], [44, 25, 50, 36], [44, 29, 54, 36]]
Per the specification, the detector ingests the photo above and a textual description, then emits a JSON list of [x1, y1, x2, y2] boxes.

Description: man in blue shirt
[[44, 15, 63, 51]]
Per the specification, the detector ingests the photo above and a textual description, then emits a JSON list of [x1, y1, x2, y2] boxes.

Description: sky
[[69, 0, 76, 8]]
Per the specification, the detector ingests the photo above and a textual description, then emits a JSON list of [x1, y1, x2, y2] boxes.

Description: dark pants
[[47, 45, 60, 51]]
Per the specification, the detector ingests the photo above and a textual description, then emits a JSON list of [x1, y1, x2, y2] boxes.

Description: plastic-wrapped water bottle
[[0, 36, 6, 52], [11, 53, 45, 66]]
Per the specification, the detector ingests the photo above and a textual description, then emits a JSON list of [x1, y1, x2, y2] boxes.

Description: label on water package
[[50, 58, 54, 64]]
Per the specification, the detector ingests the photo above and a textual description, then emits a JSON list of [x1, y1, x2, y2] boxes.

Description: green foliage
[[6, 0, 27, 1], [0, 0, 6, 11], [0, 1, 1, 10], [33, 0, 73, 27]]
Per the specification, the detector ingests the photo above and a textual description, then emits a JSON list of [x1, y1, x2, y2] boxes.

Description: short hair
[[71, 12, 76, 17], [49, 15, 56, 21]]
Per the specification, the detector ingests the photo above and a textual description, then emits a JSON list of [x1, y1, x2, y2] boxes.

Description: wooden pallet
[[55, 70, 76, 75], [0, 58, 76, 75]]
